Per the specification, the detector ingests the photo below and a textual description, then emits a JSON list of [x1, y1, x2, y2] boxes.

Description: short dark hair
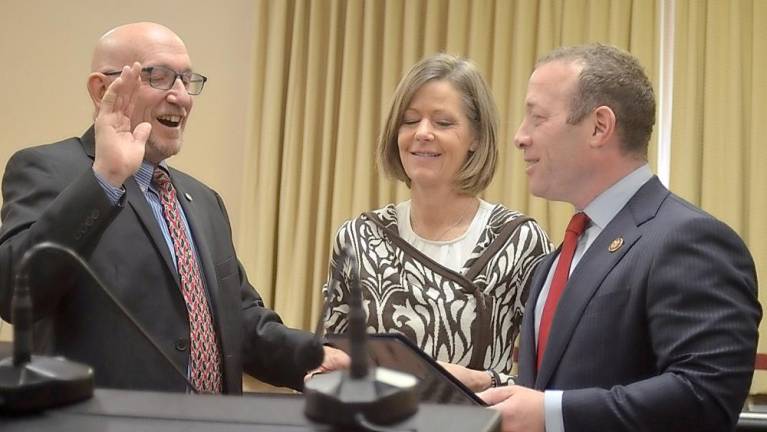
[[538, 43, 656, 156], [377, 53, 498, 195]]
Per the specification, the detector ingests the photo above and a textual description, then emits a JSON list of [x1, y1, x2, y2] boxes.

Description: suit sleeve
[[0, 146, 121, 321], [561, 216, 761, 431], [210, 192, 314, 391]]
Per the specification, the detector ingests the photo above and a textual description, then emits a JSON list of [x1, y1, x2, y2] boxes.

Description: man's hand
[[478, 385, 545, 432], [93, 62, 151, 187], [304, 346, 351, 382], [437, 361, 492, 391]]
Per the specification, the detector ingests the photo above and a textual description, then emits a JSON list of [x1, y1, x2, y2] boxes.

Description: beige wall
[[0, 1, 257, 340]]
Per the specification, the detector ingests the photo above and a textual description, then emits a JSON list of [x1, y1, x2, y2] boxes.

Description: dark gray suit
[[518, 176, 761, 431], [0, 127, 313, 393]]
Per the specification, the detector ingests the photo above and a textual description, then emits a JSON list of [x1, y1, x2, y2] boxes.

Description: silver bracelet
[[485, 369, 500, 388]]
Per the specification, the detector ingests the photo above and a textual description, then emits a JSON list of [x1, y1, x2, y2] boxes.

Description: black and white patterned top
[[323, 202, 551, 384]]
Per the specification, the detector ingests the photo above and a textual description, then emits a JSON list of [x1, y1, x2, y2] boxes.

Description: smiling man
[[479, 44, 761, 432], [0, 22, 347, 394]]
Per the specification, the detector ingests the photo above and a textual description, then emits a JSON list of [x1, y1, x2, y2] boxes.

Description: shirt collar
[[582, 164, 653, 230], [135, 160, 170, 193]]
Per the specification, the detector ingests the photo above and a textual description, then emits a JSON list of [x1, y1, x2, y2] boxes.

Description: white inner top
[[396, 199, 494, 273]]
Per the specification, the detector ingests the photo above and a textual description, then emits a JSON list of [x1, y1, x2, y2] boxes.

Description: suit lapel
[[81, 126, 96, 157], [80, 126, 178, 281], [124, 178, 179, 281], [535, 217, 641, 388], [534, 177, 669, 389]]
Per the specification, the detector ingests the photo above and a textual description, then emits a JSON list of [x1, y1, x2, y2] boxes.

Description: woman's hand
[[304, 346, 351, 382], [437, 361, 492, 392]]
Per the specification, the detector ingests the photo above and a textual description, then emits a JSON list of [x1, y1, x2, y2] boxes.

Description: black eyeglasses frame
[[101, 66, 207, 95]]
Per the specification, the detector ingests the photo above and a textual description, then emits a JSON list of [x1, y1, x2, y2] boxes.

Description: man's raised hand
[[93, 62, 151, 187]]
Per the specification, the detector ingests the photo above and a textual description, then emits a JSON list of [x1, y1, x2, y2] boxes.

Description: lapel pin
[[608, 237, 624, 253], [184, 193, 193, 202]]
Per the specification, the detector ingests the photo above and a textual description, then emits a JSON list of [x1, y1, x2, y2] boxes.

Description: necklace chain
[[411, 200, 476, 241]]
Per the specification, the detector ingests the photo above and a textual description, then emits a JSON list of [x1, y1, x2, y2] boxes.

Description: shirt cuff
[[544, 390, 565, 432], [93, 169, 125, 206]]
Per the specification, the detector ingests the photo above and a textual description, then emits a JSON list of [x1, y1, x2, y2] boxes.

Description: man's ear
[[590, 105, 616, 147], [86, 73, 108, 112]]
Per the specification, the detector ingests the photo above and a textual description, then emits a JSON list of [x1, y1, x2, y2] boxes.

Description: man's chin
[[145, 139, 183, 164], [529, 185, 555, 201], [528, 182, 545, 198]]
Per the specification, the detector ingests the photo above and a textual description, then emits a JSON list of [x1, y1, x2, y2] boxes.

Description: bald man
[[0, 22, 347, 394]]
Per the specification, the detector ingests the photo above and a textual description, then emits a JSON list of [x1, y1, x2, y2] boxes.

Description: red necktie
[[154, 168, 223, 393], [537, 212, 589, 371]]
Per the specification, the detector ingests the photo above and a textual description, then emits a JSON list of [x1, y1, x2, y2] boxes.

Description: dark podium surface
[[1, 388, 501, 431]]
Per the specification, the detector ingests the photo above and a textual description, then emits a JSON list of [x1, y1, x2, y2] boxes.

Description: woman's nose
[[415, 120, 433, 141]]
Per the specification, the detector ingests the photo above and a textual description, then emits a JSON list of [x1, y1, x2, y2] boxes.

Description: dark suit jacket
[[0, 127, 313, 394], [517, 177, 761, 431]]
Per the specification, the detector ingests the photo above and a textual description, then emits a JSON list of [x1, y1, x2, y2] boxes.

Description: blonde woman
[[323, 54, 550, 391]]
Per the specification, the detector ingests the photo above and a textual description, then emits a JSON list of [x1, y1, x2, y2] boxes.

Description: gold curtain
[[239, 0, 658, 331], [671, 0, 767, 393]]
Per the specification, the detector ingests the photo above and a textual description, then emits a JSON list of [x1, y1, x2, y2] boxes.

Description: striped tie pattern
[[153, 168, 222, 393]]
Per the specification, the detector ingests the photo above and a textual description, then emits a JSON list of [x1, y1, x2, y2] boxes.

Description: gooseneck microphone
[[0, 241, 198, 414], [0, 242, 94, 413], [347, 255, 369, 380], [303, 246, 419, 429]]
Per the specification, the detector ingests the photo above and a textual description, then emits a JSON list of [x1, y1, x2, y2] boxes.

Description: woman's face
[[397, 80, 476, 191]]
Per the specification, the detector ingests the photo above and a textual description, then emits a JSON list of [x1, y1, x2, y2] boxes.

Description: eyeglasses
[[102, 65, 208, 95]]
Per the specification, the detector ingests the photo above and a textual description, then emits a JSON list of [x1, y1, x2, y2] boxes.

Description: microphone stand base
[[304, 367, 419, 427], [0, 355, 94, 414]]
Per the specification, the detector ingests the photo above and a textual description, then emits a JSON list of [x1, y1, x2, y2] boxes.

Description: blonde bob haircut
[[377, 53, 499, 195]]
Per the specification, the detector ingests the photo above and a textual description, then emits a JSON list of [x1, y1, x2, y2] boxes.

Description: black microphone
[[292, 274, 339, 384], [0, 241, 199, 414], [303, 245, 419, 428], [0, 242, 94, 413]]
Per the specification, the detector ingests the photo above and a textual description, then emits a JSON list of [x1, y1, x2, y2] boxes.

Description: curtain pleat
[[671, 0, 766, 392], [242, 0, 658, 334], [242, 0, 767, 395], [748, 0, 767, 393]]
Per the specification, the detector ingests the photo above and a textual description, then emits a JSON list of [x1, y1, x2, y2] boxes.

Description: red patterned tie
[[537, 212, 589, 371], [153, 168, 222, 393]]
